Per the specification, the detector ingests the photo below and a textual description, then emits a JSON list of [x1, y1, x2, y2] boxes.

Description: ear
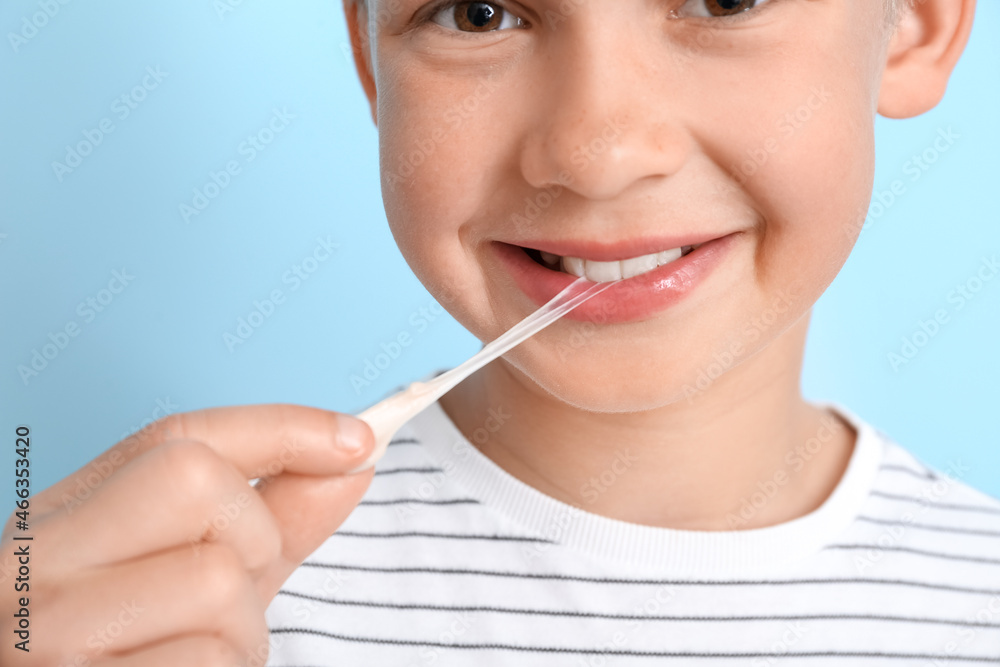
[[877, 0, 977, 118], [343, 0, 378, 127]]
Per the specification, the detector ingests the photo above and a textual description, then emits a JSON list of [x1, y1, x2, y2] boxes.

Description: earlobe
[[877, 0, 977, 119], [343, 0, 378, 128]]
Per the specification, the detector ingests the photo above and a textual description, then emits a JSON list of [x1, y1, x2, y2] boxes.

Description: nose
[[518, 18, 690, 201]]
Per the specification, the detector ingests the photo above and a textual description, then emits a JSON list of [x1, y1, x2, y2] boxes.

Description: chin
[[501, 345, 699, 415]]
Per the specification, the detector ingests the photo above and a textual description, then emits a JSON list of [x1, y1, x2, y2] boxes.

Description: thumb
[[253, 466, 374, 602]]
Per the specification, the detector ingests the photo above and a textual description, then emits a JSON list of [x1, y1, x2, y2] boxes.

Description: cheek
[[378, 64, 505, 231], [376, 68, 504, 317], [700, 40, 877, 296]]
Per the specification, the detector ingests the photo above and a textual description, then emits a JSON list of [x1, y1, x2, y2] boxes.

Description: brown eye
[[702, 0, 759, 17], [453, 2, 505, 32], [429, 1, 524, 33]]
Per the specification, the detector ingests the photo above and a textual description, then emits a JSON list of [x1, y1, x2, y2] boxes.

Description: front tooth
[[584, 259, 622, 282], [561, 256, 586, 278], [657, 248, 683, 266], [620, 253, 658, 279], [539, 251, 560, 266]]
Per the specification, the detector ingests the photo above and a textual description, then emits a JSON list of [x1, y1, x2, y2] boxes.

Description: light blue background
[[1, 1, 997, 499]]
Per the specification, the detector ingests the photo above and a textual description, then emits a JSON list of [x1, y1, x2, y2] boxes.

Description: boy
[[6, 0, 996, 665], [267, 0, 999, 663]]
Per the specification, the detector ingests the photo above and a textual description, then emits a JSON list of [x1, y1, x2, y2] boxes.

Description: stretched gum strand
[[345, 276, 617, 475]]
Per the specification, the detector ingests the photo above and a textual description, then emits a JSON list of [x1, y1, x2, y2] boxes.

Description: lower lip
[[493, 233, 740, 323]]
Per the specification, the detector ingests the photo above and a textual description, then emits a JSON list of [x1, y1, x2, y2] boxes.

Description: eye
[[675, 0, 773, 19], [429, 1, 527, 33]]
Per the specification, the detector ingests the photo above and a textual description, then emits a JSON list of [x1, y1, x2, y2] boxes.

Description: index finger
[[33, 404, 373, 516]]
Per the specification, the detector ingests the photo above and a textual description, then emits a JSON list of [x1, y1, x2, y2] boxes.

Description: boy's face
[[355, 0, 894, 412]]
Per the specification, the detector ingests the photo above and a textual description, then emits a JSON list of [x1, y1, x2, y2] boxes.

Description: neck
[[437, 314, 856, 531]]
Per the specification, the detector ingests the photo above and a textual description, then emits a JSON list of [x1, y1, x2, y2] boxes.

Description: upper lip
[[505, 232, 734, 262]]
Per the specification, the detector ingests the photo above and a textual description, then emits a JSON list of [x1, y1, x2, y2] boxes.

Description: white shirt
[[265, 399, 1000, 666]]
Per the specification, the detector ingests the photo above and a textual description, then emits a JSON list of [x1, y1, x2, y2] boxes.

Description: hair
[[885, 0, 909, 31]]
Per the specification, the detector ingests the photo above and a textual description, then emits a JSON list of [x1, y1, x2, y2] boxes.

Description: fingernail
[[337, 415, 372, 453]]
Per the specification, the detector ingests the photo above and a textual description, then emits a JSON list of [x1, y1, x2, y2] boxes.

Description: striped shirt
[[264, 400, 1000, 665]]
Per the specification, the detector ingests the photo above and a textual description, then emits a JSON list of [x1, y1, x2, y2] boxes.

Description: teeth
[[657, 247, 682, 265], [583, 259, 622, 282], [539, 251, 560, 266], [620, 254, 658, 279], [552, 244, 700, 283], [561, 256, 586, 278]]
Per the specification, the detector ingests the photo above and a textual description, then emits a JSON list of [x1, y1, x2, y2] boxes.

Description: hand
[[0, 404, 375, 666]]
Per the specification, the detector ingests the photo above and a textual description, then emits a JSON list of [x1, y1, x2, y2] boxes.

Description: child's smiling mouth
[[523, 243, 703, 282], [493, 232, 743, 323]]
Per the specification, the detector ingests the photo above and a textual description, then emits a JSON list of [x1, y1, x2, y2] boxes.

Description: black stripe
[[857, 515, 1000, 538], [879, 463, 935, 480], [275, 589, 1000, 629], [387, 438, 421, 446], [358, 498, 481, 506], [332, 530, 552, 543], [869, 490, 1000, 515], [267, 627, 1000, 661], [297, 562, 1000, 596], [825, 543, 1000, 566], [373, 466, 444, 476]]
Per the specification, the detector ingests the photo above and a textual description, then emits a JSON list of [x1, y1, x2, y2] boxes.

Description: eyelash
[[416, 0, 525, 33], [414, 0, 778, 33], [684, 0, 779, 25]]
